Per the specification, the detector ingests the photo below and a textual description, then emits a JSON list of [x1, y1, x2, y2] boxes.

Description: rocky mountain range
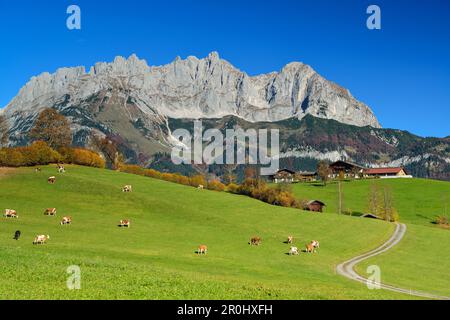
[[1, 53, 449, 180]]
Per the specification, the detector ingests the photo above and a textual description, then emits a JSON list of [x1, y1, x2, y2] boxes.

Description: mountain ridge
[[2, 52, 381, 128]]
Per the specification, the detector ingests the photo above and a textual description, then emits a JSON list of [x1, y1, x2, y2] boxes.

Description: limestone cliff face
[[2, 52, 380, 132]]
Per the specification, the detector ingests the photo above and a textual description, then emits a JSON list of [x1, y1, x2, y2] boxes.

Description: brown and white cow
[[119, 219, 130, 227], [249, 236, 262, 246], [4, 209, 18, 218], [48, 176, 56, 184], [122, 185, 132, 193], [306, 240, 319, 253], [287, 236, 294, 244], [57, 164, 66, 173], [197, 245, 208, 255], [305, 243, 315, 253], [44, 208, 57, 216], [60, 216, 72, 225], [33, 235, 50, 245], [289, 246, 299, 255]]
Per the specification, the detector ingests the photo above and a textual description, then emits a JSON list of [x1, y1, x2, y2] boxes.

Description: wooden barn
[[305, 200, 326, 213], [364, 167, 412, 179], [295, 171, 317, 182], [270, 169, 296, 184], [329, 160, 365, 178]]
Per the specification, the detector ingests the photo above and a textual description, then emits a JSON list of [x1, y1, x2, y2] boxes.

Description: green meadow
[[2, 167, 449, 299], [0, 165, 416, 300], [291, 179, 450, 297]]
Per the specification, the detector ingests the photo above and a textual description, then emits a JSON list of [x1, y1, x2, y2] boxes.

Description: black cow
[[13, 230, 21, 240]]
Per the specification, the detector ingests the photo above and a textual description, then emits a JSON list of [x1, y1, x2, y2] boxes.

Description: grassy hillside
[[0, 166, 411, 300], [290, 178, 450, 226], [291, 178, 450, 297], [356, 224, 450, 297]]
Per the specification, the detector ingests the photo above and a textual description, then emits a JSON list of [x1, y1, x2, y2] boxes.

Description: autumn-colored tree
[[381, 186, 399, 222], [144, 169, 162, 180], [368, 182, 399, 222], [29, 108, 72, 150], [368, 181, 381, 216], [226, 183, 240, 194], [317, 161, 331, 185], [190, 175, 207, 188], [90, 133, 122, 169], [207, 179, 226, 192], [0, 115, 9, 147]]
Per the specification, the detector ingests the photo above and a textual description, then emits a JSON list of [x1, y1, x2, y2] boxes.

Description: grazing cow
[[197, 245, 208, 255], [119, 219, 130, 227], [306, 241, 320, 253], [305, 243, 315, 253], [311, 240, 320, 249], [249, 236, 262, 246], [287, 236, 294, 244], [4, 209, 18, 218], [122, 185, 132, 193], [33, 235, 50, 245], [44, 208, 57, 216], [57, 165, 66, 173], [35, 167, 41, 173], [197, 185, 204, 190], [13, 230, 21, 240], [289, 246, 299, 255], [48, 176, 56, 184], [60, 216, 72, 225]]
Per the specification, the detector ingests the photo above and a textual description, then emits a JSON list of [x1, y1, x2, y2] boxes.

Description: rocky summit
[[2, 52, 380, 131]]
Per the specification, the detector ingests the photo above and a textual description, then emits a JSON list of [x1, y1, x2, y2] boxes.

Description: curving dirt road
[[336, 223, 450, 300]]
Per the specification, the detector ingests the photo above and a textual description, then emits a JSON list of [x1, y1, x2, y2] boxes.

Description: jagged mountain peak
[[3, 52, 382, 147]]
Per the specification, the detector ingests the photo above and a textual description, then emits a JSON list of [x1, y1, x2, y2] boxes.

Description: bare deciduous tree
[[223, 164, 238, 184], [337, 180, 344, 214], [90, 133, 121, 169], [368, 182, 399, 222], [317, 161, 331, 186]]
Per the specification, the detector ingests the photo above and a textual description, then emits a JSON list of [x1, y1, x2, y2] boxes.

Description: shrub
[[389, 208, 400, 222], [25, 141, 61, 165], [235, 178, 301, 209], [144, 169, 162, 180], [61, 147, 105, 168], [190, 175, 207, 188], [208, 180, 226, 192], [118, 164, 144, 175], [0, 148, 25, 167], [226, 183, 240, 194], [174, 174, 190, 186], [0, 141, 60, 167]]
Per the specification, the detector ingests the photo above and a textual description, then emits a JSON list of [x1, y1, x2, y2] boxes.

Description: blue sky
[[0, 0, 449, 137]]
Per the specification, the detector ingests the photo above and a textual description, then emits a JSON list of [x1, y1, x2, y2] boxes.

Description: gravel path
[[336, 223, 450, 300]]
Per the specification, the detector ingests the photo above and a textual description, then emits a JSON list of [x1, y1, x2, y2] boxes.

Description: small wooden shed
[[306, 200, 326, 213], [361, 213, 380, 219]]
